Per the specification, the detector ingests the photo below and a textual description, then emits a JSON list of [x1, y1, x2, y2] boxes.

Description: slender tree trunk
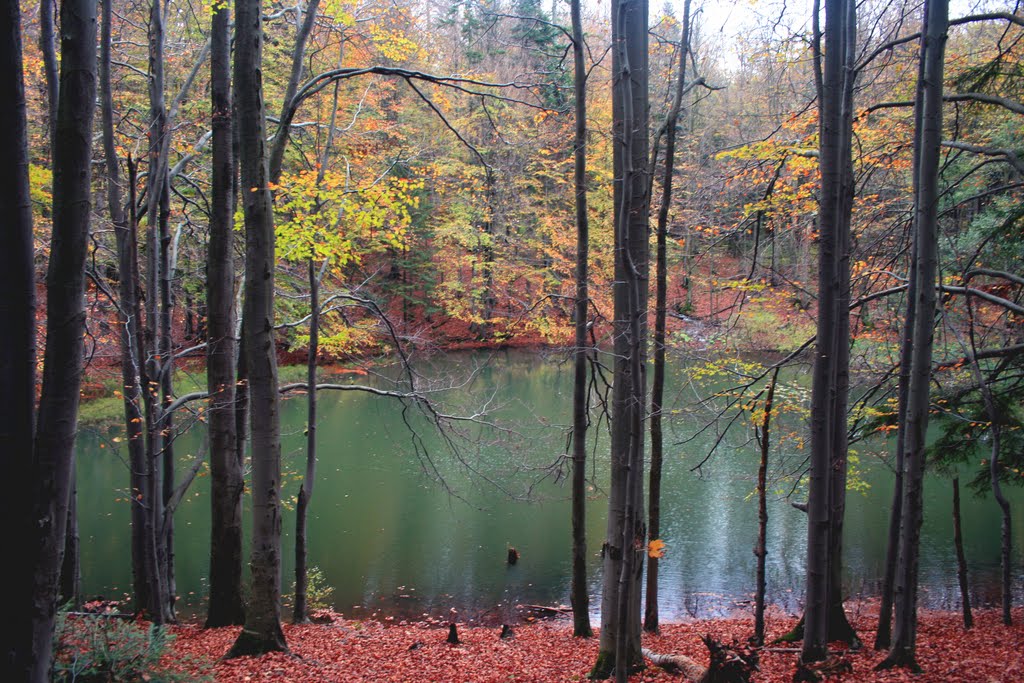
[[159, 174, 177, 622], [875, 17, 928, 651], [228, 0, 288, 656], [293, 34, 343, 622], [117, 150, 160, 620], [142, 0, 172, 624], [645, 0, 691, 635], [803, 0, 843, 661], [879, 0, 948, 670], [824, 0, 859, 645], [38, 0, 81, 607], [26, 0, 98, 678], [951, 477, 973, 629], [59, 461, 81, 609], [569, 0, 592, 640], [965, 298, 1013, 626], [990, 433, 1012, 626], [294, 259, 320, 623], [1, 1, 40, 675], [268, 0, 322, 184], [205, 0, 246, 628], [592, 0, 649, 679], [754, 370, 778, 646], [39, 0, 58, 149]]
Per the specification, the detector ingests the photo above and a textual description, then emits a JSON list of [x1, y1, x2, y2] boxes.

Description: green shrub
[[53, 613, 211, 682]]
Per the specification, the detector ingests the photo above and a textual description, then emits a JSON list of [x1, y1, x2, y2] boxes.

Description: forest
[[2, 0, 1023, 680]]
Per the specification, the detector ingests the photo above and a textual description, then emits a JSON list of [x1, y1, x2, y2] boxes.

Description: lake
[[75, 350, 1023, 622]]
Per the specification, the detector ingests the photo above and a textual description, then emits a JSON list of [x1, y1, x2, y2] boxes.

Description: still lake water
[[75, 351, 1023, 621]]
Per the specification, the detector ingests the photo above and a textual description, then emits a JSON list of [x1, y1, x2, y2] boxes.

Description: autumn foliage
[[49, 606, 1024, 682]]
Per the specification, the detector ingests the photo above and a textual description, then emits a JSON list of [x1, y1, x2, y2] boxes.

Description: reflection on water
[[75, 351, 1023, 621]]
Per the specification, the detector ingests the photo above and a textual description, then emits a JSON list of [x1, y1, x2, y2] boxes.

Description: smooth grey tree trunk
[[1, 1, 39, 676], [753, 370, 778, 645], [205, 0, 246, 628], [592, 0, 649, 679], [294, 259, 320, 623], [879, 0, 948, 670], [569, 0, 593, 640], [803, 0, 860, 662], [228, 0, 288, 656], [951, 478, 973, 629], [27, 0, 98, 678], [645, 0, 690, 634]]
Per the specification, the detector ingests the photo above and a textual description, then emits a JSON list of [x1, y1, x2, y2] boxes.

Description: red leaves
[[161, 606, 1024, 682]]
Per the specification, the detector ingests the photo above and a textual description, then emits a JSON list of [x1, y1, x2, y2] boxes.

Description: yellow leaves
[[647, 539, 667, 559], [275, 170, 423, 265], [369, 25, 421, 62]]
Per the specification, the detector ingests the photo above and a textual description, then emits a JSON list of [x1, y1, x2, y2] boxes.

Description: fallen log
[[644, 636, 758, 683]]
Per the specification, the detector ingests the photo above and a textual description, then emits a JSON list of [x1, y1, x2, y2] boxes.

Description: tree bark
[[879, 0, 948, 670], [569, 0, 592, 640], [951, 478, 973, 629], [1, 1, 39, 676], [25, 0, 98, 678], [228, 0, 288, 656], [875, 12, 928, 651], [645, 0, 691, 635], [754, 370, 778, 646], [592, 0, 649, 679], [205, 0, 246, 628], [294, 259, 320, 623], [38, 0, 59, 150]]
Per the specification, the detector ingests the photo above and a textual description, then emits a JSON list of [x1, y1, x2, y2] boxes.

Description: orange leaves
[[153, 607, 1024, 682], [647, 538, 667, 559]]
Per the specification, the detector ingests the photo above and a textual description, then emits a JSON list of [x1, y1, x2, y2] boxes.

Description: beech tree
[[878, 0, 949, 670], [6, 0, 98, 679], [801, 0, 859, 663], [205, 0, 246, 628], [644, 0, 692, 635], [569, 0, 592, 640], [591, 0, 650, 678], [227, 0, 289, 656], [2, 0, 40, 676]]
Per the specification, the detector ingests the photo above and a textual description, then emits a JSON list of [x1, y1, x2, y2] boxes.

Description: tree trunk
[[267, 0, 322, 184], [39, 2, 81, 609], [875, 13, 928, 651], [26, 0, 98, 678], [569, 0, 592, 640], [1, 1, 39, 676], [60, 461, 81, 609], [990, 433, 1012, 626], [754, 370, 778, 646], [592, 0, 649, 679], [951, 478, 972, 629], [645, 0, 691, 635], [228, 0, 288, 656], [879, 0, 948, 670], [294, 259, 320, 623], [205, 0, 246, 628], [803, 0, 859, 661], [38, 0, 58, 150]]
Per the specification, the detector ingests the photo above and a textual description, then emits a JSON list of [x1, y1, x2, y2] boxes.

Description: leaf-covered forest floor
[[151, 604, 1024, 681]]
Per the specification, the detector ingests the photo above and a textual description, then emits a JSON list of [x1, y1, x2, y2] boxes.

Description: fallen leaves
[[157, 605, 1024, 682]]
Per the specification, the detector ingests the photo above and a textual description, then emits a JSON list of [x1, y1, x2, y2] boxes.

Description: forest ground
[[74, 603, 1022, 682]]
